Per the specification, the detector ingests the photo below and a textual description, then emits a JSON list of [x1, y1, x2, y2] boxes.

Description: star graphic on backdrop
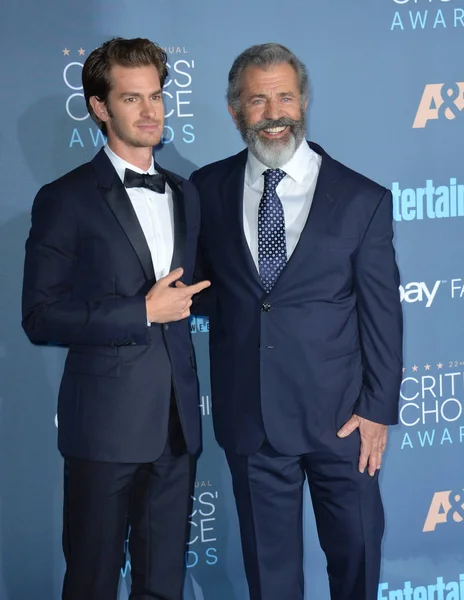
[[402, 367, 406, 373], [412, 365, 419, 372], [62, 48, 70, 56], [424, 364, 431, 371], [437, 362, 443, 369], [78, 48, 85, 56]]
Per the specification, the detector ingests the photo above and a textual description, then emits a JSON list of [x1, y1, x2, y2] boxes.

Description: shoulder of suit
[[335, 160, 388, 196], [190, 149, 247, 184], [38, 160, 95, 195], [318, 144, 388, 198]]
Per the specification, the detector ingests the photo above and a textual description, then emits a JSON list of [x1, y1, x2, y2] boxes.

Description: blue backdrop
[[1, 1, 463, 598]]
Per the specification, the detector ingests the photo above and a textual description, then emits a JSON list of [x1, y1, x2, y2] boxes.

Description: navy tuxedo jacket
[[191, 142, 403, 456], [22, 148, 201, 463]]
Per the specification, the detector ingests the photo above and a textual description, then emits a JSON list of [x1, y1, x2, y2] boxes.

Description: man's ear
[[89, 96, 110, 124], [228, 104, 238, 126]]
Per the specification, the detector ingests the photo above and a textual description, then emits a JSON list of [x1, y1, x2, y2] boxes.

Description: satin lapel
[[157, 164, 186, 272], [92, 149, 155, 282], [224, 152, 264, 290], [271, 145, 341, 289]]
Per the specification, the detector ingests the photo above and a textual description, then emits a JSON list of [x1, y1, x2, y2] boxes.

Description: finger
[[337, 415, 360, 438], [175, 280, 188, 289], [185, 280, 211, 295], [358, 443, 370, 474], [368, 448, 382, 476], [180, 308, 191, 320], [161, 268, 184, 286]]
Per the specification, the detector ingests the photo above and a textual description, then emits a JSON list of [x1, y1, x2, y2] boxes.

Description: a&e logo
[[413, 82, 464, 128], [423, 488, 464, 532]]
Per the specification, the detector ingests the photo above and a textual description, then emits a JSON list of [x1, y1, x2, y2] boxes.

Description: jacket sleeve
[[353, 189, 403, 425], [22, 186, 150, 347], [189, 171, 215, 318]]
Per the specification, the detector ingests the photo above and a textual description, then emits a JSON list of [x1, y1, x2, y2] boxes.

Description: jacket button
[[164, 324, 170, 331], [261, 303, 271, 312]]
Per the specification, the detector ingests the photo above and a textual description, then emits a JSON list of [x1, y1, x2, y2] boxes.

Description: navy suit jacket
[[22, 148, 201, 463], [191, 142, 403, 456]]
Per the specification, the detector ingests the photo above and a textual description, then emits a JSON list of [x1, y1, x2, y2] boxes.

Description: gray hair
[[227, 43, 309, 110]]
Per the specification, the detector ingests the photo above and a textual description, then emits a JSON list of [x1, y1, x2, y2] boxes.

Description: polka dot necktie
[[258, 168, 287, 293]]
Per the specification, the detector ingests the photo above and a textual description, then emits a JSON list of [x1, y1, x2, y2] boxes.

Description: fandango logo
[[413, 82, 464, 128], [423, 489, 464, 532], [392, 179, 464, 221], [399, 281, 441, 307], [378, 574, 464, 599]]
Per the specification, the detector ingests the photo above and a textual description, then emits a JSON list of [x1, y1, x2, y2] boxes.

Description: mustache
[[251, 117, 300, 132]]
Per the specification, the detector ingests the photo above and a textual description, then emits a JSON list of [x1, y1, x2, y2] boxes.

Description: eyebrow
[[247, 91, 296, 100], [119, 89, 162, 98]]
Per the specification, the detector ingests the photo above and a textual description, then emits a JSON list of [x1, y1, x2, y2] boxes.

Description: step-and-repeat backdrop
[[0, 1, 463, 598]]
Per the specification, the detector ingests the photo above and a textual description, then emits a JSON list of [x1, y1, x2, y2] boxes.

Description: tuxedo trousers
[[61, 397, 195, 600], [226, 431, 384, 600]]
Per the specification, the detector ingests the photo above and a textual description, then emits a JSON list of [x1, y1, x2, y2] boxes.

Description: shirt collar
[[246, 140, 318, 186], [104, 144, 156, 184]]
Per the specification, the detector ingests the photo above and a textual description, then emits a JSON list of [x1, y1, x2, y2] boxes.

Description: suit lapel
[[155, 162, 186, 272], [225, 151, 264, 290], [269, 142, 342, 292], [92, 149, 155, 282]]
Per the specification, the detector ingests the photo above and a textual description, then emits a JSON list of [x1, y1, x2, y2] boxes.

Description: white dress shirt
[[244, 141, 322, 267], [104, 144, 174, 280]]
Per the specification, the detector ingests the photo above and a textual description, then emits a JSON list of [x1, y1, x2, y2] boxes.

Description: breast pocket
[[65, 351, 122, 378]]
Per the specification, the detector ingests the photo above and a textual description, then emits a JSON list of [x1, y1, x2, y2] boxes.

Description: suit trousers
[[61, 397, 195, 600], [226, 432, 384, 600]]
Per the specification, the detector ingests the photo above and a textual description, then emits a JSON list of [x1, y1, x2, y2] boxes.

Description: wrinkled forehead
[[239, 63, 300, 97]]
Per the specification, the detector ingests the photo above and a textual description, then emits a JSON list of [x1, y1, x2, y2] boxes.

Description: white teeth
[[264, 126, 286, 134]]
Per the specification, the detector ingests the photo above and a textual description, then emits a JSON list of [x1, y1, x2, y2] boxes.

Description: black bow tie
[[124, 168, 166, 194]]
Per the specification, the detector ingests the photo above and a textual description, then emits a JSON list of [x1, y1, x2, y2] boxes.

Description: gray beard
[[236, 113, 306, 169]]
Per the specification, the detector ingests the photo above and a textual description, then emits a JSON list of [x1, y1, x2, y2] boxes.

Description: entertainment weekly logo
[[392, 178, 464, 222], [389, 0, 464, 32], [398, 360, 464, 451], [61, 45, 196, 149], [378, 574, 464, 599]]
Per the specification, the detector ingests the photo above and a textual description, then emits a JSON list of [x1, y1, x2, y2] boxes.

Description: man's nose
[[263, 98, 281, 121], [140, 99, 156, 117]]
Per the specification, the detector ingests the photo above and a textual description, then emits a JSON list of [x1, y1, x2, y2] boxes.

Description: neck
[[107, 140, 153, 171]]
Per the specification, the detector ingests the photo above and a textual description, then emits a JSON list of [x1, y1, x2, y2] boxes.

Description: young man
[[22, 37, 209, 600], [191, 43, 403, 600]]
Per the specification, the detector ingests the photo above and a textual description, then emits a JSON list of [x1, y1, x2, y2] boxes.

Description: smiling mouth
[[261, 126, 288, 136]]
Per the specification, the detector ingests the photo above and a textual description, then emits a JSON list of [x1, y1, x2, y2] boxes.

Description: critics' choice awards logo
[[423, 488, 464, 532], [378, 574, 464, 599], [61, 46, 196, 148], [120, 480, 220, 578], [187, 481, 219, 568], [390, 0, 464, 32], [413, 82, 464, 128], [392, 177, 464, 222], [398, 360, 464, 450]]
